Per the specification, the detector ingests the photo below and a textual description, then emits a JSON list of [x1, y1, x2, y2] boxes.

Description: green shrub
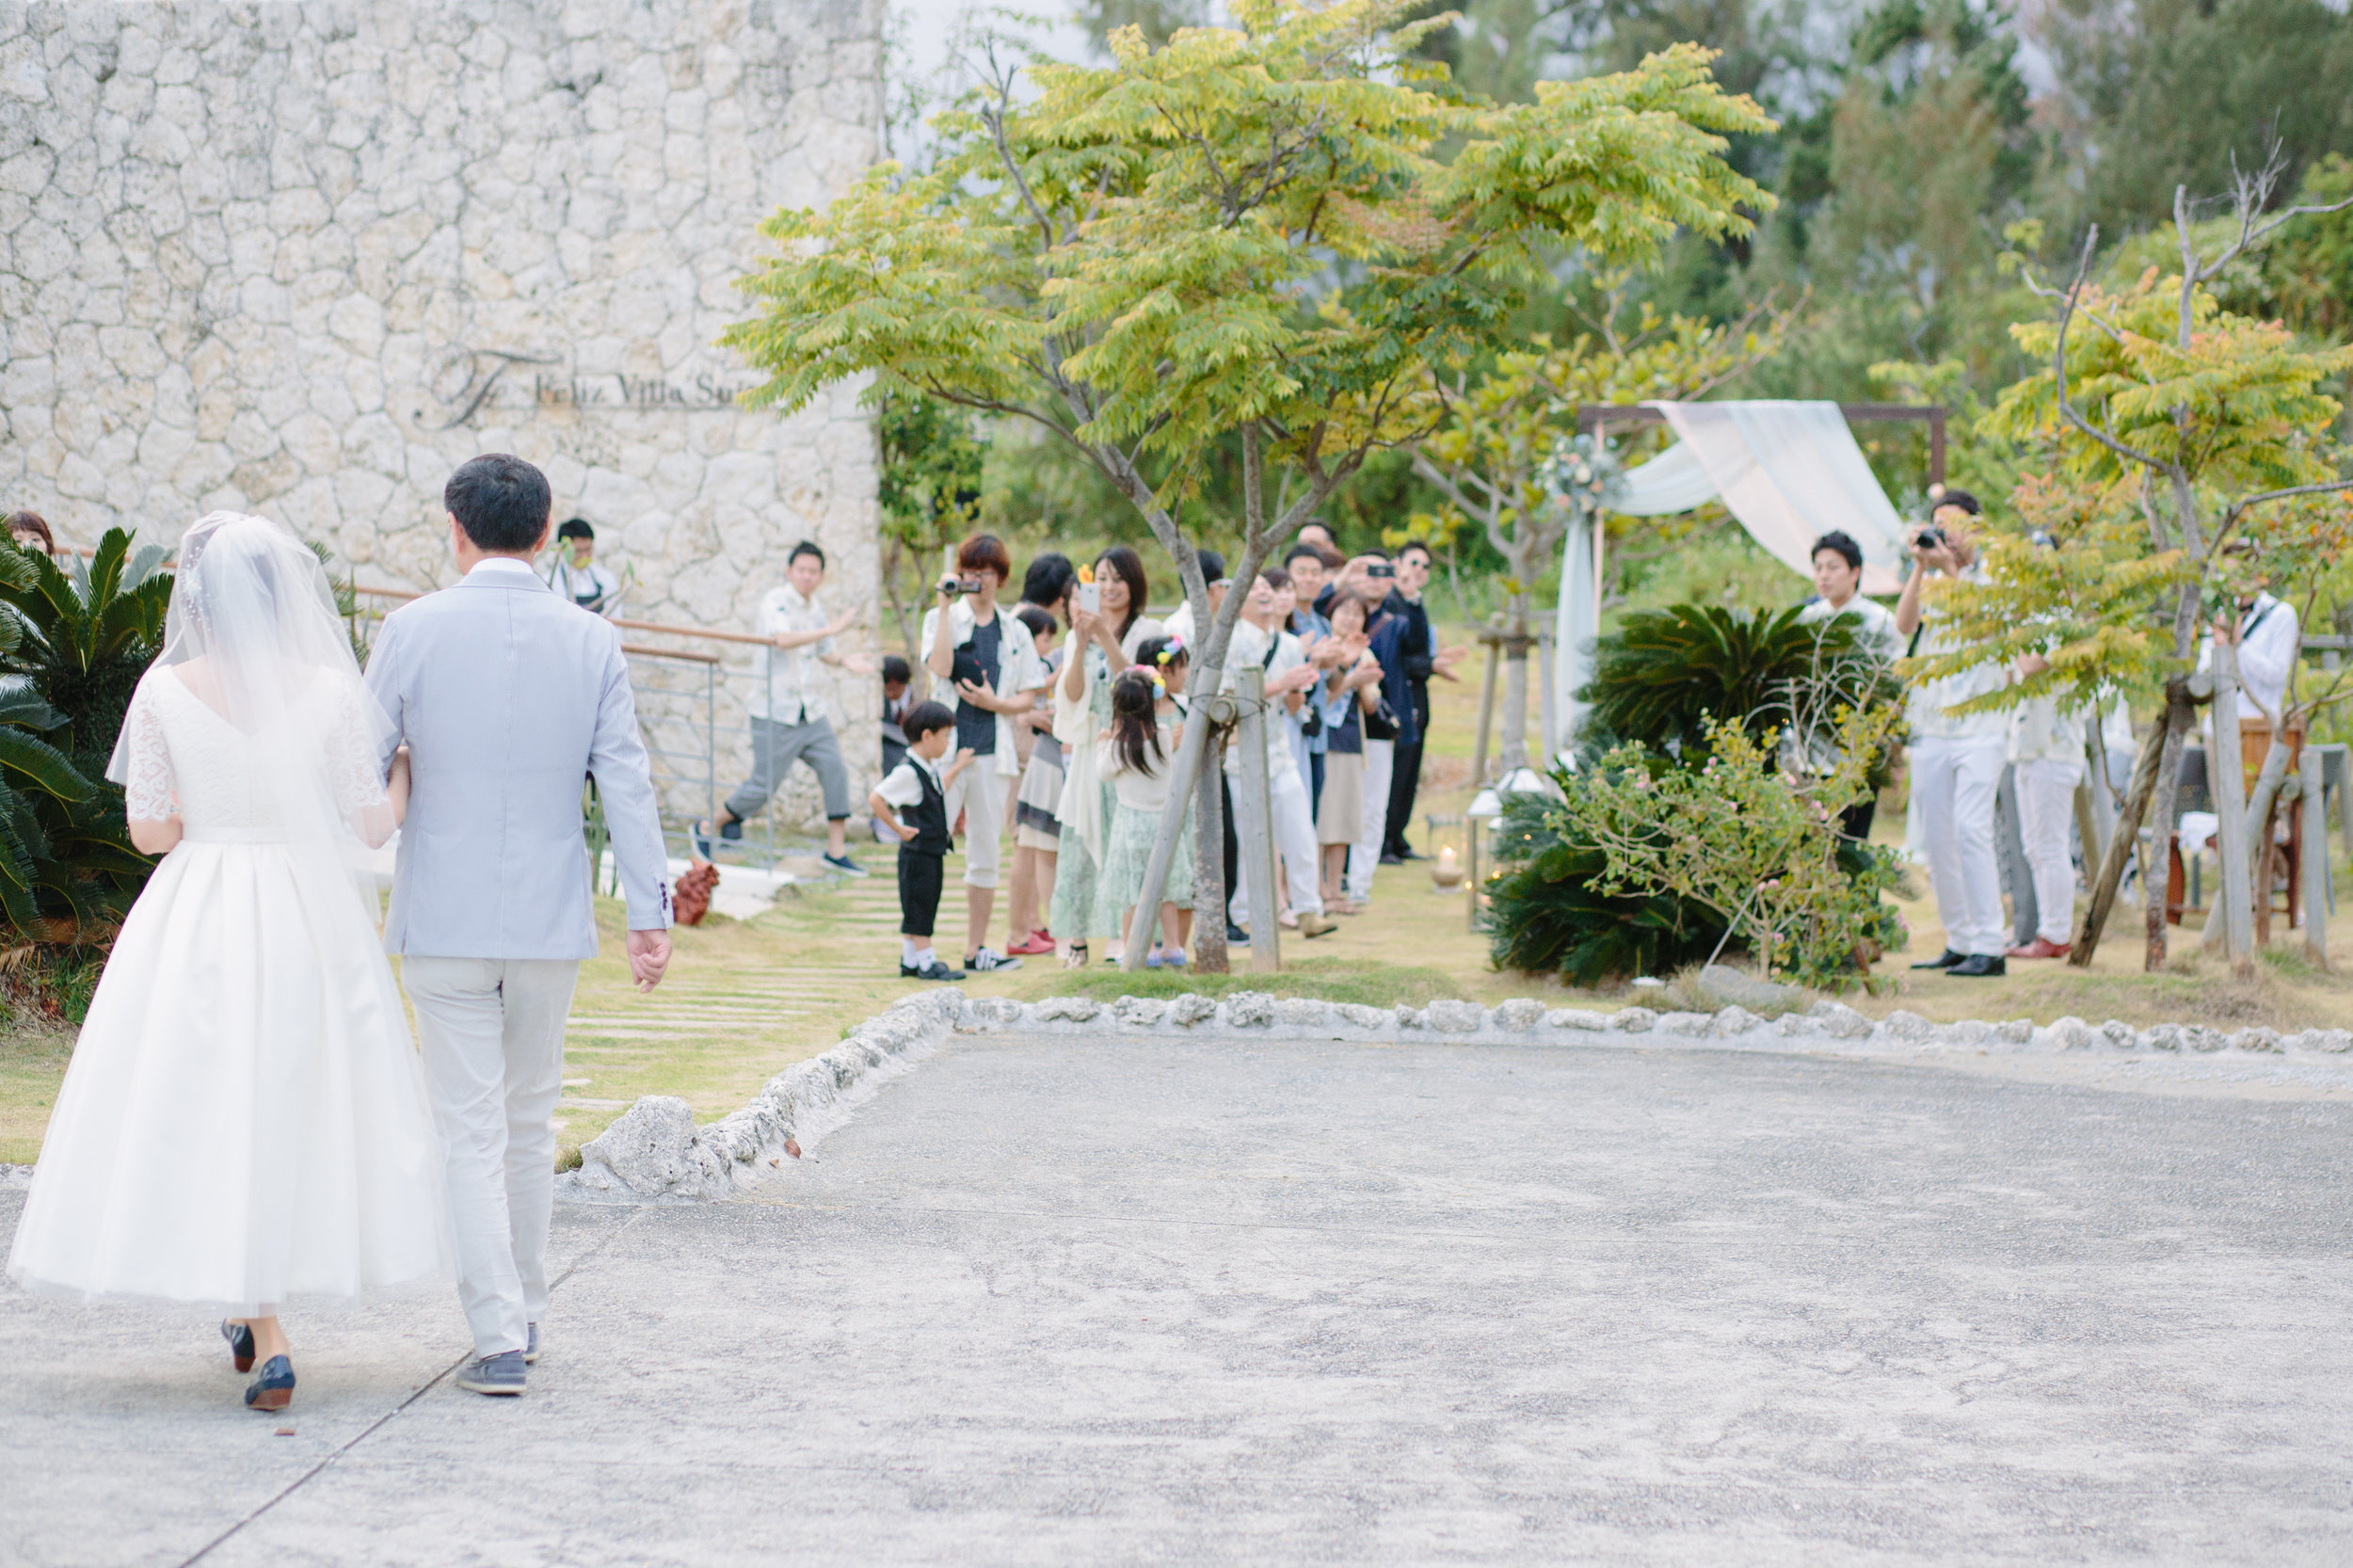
[[0, 529, 172, 944], [1545, 717, 1907, 989], [1483, 786, 1727, 986], [1578, 603, 1899, 781]]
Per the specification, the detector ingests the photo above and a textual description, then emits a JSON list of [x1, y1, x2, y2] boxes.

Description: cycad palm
[[0, 530, 172, 938]]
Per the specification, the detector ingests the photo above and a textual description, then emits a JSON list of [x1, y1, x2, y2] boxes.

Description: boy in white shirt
[[870, 701, 977, 982]]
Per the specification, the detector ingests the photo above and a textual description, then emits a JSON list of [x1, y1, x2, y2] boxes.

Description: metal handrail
[[349, 583, 781, 651]]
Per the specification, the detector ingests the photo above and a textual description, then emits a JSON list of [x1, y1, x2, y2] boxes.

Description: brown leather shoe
[[2004, 936, 2070, 960]]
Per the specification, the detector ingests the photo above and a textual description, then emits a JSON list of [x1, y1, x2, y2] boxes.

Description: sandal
[[1061, 942, 1089, 969]]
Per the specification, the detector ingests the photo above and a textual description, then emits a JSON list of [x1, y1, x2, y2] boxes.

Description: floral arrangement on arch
[[1536, 432, 1627, 526]]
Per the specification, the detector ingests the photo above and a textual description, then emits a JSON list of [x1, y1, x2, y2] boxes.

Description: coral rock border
[[558, 987, 2353, 1204]]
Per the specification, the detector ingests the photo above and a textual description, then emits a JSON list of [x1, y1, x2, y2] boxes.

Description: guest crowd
[[703, 524, 1459, 980]]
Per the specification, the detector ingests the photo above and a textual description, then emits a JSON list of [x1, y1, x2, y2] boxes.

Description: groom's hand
[[627, 928, 672, 993]]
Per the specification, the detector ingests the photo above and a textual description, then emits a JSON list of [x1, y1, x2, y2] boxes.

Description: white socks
[[902, 937, 938, 968]]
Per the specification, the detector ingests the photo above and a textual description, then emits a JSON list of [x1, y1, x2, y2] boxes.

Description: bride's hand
[[387, 747, 412, 826], [127, 814, 183, 856], [628, 927, 672, 992]]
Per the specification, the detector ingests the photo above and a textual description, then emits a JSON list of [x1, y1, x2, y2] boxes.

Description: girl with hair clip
[[1096, 667, 1193, 968]]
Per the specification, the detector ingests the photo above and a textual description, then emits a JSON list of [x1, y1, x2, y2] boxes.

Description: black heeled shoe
[[244, 1354, 296, 1412], [221, 1320, 255, 1374]]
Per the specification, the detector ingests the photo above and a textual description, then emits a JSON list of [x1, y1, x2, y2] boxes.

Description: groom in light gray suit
[[366, 453, 674, 1397]]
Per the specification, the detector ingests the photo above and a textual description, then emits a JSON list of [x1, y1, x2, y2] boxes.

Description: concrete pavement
[[6, 1032, 2352, 1565]]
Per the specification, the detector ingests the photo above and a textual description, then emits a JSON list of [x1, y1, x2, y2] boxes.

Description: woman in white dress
[[5, 514, 450, 1411]]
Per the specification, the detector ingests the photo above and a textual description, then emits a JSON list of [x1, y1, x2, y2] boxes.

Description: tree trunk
[[2204, 734, 2291, 952], [2141, 684, 2193, 972], [1190, 723, 1230, 973], [2302, 745, 2329, 971], [1497, 588, 1529, 776], [2073, 697, 2169, 967], [2206, 642, 2257, 976]]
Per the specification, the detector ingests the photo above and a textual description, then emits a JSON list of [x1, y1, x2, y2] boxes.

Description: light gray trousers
[[403, 956, 581, 1358]]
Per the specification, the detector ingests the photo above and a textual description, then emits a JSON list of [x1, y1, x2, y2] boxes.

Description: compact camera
[[1911, 525, 1946, 552], [1366, 561, 1397, 580]]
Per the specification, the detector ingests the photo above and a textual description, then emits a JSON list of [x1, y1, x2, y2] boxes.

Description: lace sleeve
[[326, 678, 390, 817], [119, 684, 175, 822]]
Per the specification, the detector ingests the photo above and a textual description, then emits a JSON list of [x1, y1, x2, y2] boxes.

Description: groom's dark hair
[[445, 454, 552, 553]]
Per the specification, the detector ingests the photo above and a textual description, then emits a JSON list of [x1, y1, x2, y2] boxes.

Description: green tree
[[875, 385, 986, 654], [724, 0, 1770, 969], [1410, 280, 1798, 773], [1924, 164, 2353, 972]]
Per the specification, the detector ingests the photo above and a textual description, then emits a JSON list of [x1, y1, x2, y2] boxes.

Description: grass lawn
[[4, 616, 2347, 1164]]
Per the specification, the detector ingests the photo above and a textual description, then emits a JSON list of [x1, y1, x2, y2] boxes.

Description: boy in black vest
[[869, 700, 975, 980]]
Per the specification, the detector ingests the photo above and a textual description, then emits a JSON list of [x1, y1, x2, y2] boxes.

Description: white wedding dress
[[6, 664, 451, 1311]]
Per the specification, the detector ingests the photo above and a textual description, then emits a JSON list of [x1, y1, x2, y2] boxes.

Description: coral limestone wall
[[0, 1, 887, 817]]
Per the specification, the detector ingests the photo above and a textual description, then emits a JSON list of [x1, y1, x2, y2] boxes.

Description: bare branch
[[2052, 226, 2171, 473], [1409, 450, 1500, 528], [977, 74, 1060, 257], [2219, 474, 2353, 532]]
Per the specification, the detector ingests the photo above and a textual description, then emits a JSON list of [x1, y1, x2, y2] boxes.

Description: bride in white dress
[[5, 513, 450, 1410]]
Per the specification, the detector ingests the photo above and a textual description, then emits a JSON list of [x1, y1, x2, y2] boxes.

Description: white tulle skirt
[[5, 839, 451, 1313]]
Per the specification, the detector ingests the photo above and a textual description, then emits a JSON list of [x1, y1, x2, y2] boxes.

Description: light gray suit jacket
[[366, 557, 672, 960]]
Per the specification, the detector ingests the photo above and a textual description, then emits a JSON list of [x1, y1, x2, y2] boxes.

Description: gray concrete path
[[7, 1033, 2353, 1566]]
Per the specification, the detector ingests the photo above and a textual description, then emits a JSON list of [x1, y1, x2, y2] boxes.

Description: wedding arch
[[1551, 401, 1946, 744]]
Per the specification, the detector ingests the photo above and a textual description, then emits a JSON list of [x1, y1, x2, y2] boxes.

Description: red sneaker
[[1005, 931, 1055, 956]]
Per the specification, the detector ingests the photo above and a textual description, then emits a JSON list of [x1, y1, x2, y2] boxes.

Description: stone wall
[[0, 1, 887, 825]]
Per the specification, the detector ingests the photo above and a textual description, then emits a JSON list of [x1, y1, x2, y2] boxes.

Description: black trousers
[[1222, 775, 1239, 911], [1383, 681, 1432, 855], [897, 847, 945, 938]]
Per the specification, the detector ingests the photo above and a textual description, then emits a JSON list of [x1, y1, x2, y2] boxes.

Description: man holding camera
[[1894, 489, 2010, 978]]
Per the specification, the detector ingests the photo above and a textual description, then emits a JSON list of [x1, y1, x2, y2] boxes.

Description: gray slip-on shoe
[[456, 1350, 527, 1396]]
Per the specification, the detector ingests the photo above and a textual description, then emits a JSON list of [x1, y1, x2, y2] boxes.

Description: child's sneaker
[[901, 958, 965, 981], [966, 947, 1022, 972]]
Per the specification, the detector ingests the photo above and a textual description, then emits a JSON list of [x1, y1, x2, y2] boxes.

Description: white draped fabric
[[1554, 401, 1913, 749]]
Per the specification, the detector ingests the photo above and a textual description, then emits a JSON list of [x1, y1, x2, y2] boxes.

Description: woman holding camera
[[1047, 546, 1160, 966], [920, 536, 1048, 974]]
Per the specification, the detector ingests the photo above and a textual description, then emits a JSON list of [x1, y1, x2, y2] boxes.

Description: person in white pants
[[366, 454, 674, 1398], [920, 535, 1048, 973], [1225, 573, 1337, 937], [2005, 678, 2085, 959], [1895, 490, 2011, 977]]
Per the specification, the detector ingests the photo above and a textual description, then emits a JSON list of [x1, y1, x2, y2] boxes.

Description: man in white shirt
[[1797, 529, 1904, 841], [1224, 571, 1336, 938], [2198, 585, 2301, 726], [544, 518, 623, 618], [1894, 490, 2010, 977], [696, 539, 872, 875]]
